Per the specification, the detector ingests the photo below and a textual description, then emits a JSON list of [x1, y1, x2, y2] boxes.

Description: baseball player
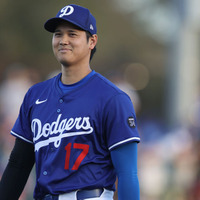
[[0, 4, 140, 200]]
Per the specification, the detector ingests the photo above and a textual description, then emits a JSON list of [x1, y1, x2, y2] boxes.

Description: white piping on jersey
[[11, 131, 33, 144], [108, 137, 140, 150], [31, 114, 93, 151]]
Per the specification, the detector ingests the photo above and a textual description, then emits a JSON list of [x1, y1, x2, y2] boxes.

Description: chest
[[30, 94, 104, 151]]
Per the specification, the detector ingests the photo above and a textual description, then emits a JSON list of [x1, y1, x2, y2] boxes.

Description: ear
[[89, 34, 98, 50]]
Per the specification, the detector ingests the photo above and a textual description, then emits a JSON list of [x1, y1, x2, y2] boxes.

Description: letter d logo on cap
[[59, 6, 74, 17]]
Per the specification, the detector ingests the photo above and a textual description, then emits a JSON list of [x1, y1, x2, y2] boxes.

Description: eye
[[69, 33, 76, 36], [68, 31, 78, 37], [54, 32, 62, 37]]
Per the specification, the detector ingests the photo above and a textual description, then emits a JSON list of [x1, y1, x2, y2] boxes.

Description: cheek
[[52, 39, 58, 54], [76, 40, 90, 52]]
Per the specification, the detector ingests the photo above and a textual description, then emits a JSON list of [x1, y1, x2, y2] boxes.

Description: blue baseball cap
[[44, 4, 97, 35]]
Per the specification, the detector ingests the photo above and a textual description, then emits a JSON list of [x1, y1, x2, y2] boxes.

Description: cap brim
[[44, 17, 86, 33], [44, 18, 68, 32]]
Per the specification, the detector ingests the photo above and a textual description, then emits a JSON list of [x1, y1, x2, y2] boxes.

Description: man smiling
[[0, 4, 140, 200], [52, 21, 97, 78]]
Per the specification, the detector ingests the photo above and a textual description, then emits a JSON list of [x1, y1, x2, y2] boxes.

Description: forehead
[[54, 21, 84, 32]]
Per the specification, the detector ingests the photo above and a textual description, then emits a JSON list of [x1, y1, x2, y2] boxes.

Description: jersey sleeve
[[11, 89, 33, 143], [103, 93, 140, 150]]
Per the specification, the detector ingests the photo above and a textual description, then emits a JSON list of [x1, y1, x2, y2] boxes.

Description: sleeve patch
[[127, 117, 135, 128]]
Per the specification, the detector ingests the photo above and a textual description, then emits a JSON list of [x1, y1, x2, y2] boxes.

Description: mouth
[[58, 48, 72, 53]]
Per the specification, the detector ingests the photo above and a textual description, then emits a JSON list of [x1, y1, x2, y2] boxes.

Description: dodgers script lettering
[[31, 114, 93, 151]]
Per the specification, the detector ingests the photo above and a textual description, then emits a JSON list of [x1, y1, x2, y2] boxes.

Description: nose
[[59, 35, 69, 45]]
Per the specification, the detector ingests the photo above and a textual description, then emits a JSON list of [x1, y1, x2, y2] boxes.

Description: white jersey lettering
[[31, 114, 93, 151]]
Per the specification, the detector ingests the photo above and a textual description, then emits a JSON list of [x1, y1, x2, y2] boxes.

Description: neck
[[61, 64, 92, 85]]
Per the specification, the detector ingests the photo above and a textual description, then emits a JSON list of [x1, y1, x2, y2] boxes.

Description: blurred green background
[[0, 0, 200, 199]]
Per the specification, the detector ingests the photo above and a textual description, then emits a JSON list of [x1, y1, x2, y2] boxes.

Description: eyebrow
[[54, 28, 79, 33]]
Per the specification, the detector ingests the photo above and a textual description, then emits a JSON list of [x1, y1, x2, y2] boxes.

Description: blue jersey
[[11, 72, 140, 199]]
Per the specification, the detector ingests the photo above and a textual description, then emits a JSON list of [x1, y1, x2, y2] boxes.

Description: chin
[[57, 58, 70, 66]]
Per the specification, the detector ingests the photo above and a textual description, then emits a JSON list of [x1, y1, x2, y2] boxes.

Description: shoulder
[[23, 73, 60, 106], [91, 73, 136, 115], [92, 72, 129, 98], [92, 73, 132, 106]]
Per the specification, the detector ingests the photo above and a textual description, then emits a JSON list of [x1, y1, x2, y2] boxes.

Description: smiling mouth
[[59, 48, 72, 52]]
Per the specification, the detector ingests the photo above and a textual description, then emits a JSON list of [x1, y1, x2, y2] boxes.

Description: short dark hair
[[86, 31, 96, 61]]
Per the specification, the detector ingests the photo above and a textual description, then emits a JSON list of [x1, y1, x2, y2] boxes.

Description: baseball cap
[[44, 4, 97, 35]]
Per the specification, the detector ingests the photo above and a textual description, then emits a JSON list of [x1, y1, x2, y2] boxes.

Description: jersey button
[[59, 99, 63, 103], [43, 171, 48, 176], [51, 147, 54, 152], [57, 109, 61, 113]]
